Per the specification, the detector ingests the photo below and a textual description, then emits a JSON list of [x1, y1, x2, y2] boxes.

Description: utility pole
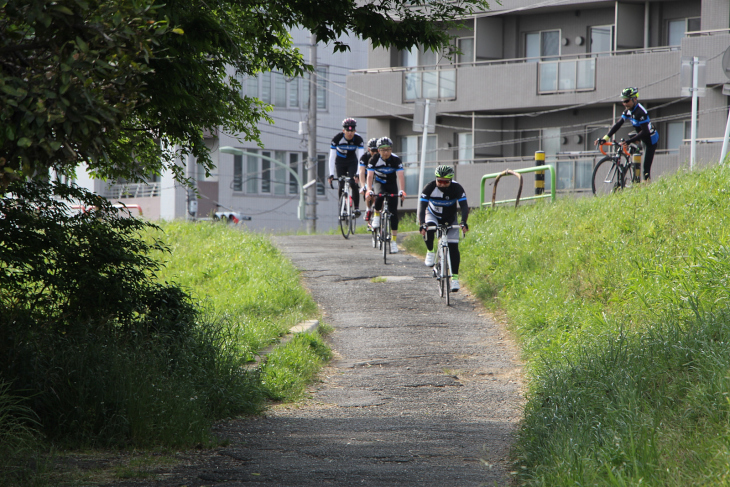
[[306, 34, 318, 233]]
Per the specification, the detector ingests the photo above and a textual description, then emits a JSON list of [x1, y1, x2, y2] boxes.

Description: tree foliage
[[0, 0, 490, 188]]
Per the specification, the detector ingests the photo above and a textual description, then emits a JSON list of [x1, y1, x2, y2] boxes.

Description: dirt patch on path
[[95, 233, 524, 487]]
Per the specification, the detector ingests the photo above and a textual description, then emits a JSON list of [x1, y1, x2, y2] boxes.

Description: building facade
[[346, 0, 730, 209]]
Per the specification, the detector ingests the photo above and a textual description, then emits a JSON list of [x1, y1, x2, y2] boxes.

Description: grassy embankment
[[405, 163, 730, 485], [147, 221, 329, 403]]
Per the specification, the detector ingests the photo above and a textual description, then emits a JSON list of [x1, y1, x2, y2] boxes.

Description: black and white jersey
[[367, 153, 404, 186], [621, 103, 659, 145], [328, 132, 365, 176], [418, 180, 469, 224]]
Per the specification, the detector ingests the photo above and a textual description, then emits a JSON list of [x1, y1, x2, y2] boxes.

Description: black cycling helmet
[[434, 165, 455, 179], [367, 138, 378, 150], [342, 117, 357, 129], [621, 87, 639, 100], [377, 136, 393, 148]]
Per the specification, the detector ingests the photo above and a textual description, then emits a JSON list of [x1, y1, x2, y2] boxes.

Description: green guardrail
[[480, 164, 556, 208]]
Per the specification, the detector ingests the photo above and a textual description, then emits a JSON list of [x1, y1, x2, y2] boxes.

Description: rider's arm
[[366, 169, 374, 191], [328, 147, 337, 178], [605, 118, 625, 139], [396, 169, 406, 196], [459, 197, 469, 226]]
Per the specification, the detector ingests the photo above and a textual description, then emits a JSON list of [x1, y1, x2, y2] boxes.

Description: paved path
[[112, 233, 524, 486]]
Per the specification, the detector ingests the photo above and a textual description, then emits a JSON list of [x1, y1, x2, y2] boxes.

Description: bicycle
[[592, 139, 642, 196], [330, 176, 358, 238], [426, 223, 461, 306], [373, 192, 400, 264]]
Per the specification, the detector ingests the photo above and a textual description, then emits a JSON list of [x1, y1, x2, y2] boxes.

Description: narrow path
[[113, 233, 524, 486]]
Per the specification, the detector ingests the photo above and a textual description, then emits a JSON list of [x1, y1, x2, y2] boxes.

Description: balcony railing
[[403, 67, 456, 102], [104, 182, 161, 199], [538, 57, 595, 93]]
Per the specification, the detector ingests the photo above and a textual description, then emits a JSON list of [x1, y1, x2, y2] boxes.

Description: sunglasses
[[344, 127, 355, 131], [436, 178, 452, 184], [621, 99, 632, 104]]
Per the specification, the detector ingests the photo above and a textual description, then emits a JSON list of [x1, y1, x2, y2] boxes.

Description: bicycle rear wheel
[[592, 156, 622, 196], [434, 252, 443, 298], [382, 214, 390, 264], [339, 193, 351, 239]]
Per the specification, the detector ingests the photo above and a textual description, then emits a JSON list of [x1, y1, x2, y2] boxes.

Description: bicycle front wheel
[[339, 193, 351, 239], [442, 246, 451, 306], [592, 156, 622, 196]]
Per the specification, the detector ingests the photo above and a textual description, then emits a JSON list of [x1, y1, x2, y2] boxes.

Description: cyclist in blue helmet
[[359, 138, 379, 221]]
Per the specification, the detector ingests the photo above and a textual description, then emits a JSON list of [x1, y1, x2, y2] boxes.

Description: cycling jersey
[[608, 102, 659, 146], [367, 153, 404, 187], [419, 180, 469, 226], [329, 132, 365, 177]]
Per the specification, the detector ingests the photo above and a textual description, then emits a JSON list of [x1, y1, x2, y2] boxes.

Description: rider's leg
[[643, 141, 657, 182], [348, 162, 360, 210], [388, 194, 399, 252]]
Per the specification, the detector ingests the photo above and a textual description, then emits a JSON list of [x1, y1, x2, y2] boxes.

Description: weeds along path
[[111, 233, 524, 486]]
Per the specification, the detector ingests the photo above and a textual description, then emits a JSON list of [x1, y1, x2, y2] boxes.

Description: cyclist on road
[[360, 138, 378, 222], [595, 87, 659, 182], [366, 137, 406, 253], [419, 165, 469, 292], [328, 118, 365, 216]]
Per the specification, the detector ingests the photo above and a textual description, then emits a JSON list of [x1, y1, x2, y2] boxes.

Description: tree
[[0, 0, 490, 188]]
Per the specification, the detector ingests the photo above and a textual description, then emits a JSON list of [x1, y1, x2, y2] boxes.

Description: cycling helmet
[[434, 165, 455, 179], [367, 138, 378, 150], [377, 136, 393, 148], [342, 118, 357, 129], [621, 87, 639, 100]]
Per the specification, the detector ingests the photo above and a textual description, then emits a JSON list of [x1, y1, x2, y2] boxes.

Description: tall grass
[[147, 221, 319, 360], [461, 164, 730, 485]]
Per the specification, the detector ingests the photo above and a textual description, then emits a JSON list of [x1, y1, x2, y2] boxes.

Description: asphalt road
[[108, 232, 524, 487]]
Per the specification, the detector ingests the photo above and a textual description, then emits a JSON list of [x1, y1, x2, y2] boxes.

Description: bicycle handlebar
[[598, 139, 630, 157]]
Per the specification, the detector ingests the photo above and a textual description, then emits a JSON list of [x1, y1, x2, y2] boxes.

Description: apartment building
[[347, 0, 730, 209], [82, 28, 369, 231]]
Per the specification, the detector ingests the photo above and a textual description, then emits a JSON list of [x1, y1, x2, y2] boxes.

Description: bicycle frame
[[593, 140, 641, 195], [430, 223, 459, 306], [374, 192, 398, 263]]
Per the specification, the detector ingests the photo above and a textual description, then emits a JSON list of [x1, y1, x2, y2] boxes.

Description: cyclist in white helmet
[[418, 165, 469, 292], [366, 137, 406, 253]]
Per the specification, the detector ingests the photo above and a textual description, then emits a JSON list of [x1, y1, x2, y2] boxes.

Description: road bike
[[373, 192, 400, 264], [428, 223, 460, 306], [331, 176, 357, 238], [592, 139, 642, 196]]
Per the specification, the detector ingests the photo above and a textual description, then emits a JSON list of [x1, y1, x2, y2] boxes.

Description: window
[[668, 18, 701, 46], [526, 30, 560, 62], [457, 37, 474, 65], [458, 132, 473, 164], [261, 150, 271, 193], [233, 154, 243, 191], [289, 153, 300, 195], [666, 120, 691, 152], [401, 47, 439, 67], [273, 151, 287, 195], [274, 72, 287, 106], [590, 25, 613, 56], [317, 154, 326, 195], [247, 77, 258, 98], [304, 68, 328, 110], [399, 135, 437, 195], [246, 150, 258, 194], [288, 77, 299, 107]]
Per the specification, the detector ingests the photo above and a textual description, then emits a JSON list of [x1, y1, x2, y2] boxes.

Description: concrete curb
[[246, 319, 320, 369]]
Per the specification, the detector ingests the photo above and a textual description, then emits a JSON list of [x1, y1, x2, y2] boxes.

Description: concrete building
[[79, 28, 369, 231], [346, 0, 730, 209]]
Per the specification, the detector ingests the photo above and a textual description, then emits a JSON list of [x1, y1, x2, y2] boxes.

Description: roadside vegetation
[[454, 163, 730, 485], [0, 181, 327, 486]]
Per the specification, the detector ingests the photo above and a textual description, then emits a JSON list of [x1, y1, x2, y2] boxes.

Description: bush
[[0, 181, 263, 447]]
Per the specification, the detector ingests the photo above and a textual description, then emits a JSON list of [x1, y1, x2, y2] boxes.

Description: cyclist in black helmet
[[359, 138, 378, 222], [418, 165, 469, 292], [329, 118, 365, 216], [595, 87, 659, 181]]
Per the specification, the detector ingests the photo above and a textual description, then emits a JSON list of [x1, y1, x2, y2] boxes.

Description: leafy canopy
[[0, 0, 490, 188]]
